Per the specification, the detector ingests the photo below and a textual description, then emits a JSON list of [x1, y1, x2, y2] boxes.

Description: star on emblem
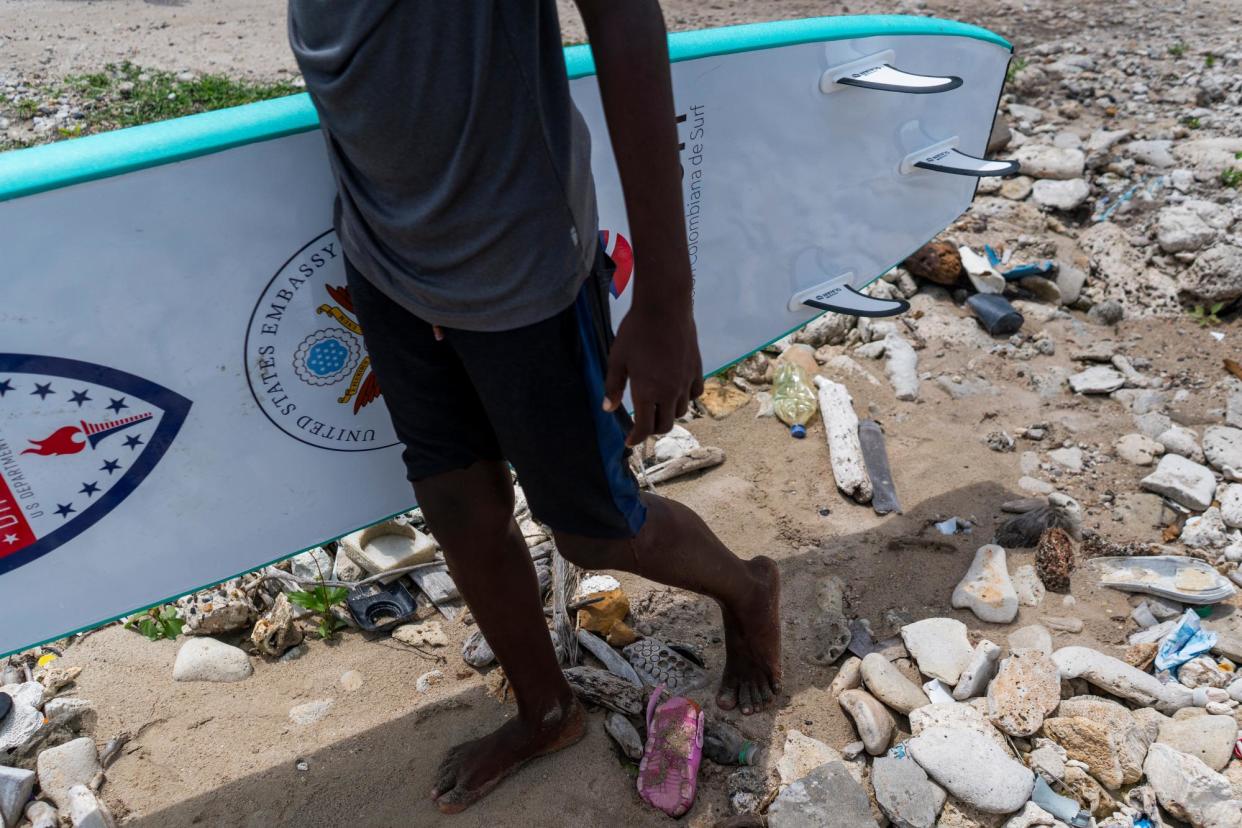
[[0, 379, 13, 397], [123, 434, 144, 450], [2, 533, 18, 545], [69, 389, 92, 407], [100, 459, 121, 475], [31, 382, 54, 400], [54, 503, 76, 518], [79, 481, 101, 497], [106, 396, 129, 414]]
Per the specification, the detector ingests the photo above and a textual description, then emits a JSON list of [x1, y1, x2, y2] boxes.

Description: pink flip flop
[[637, 685, 705, 818]]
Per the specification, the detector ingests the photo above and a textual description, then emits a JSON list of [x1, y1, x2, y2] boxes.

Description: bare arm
[[573, 0, 703, 443]]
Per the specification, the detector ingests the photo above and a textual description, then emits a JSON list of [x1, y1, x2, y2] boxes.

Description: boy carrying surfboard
[[288, 0, 782, 815]]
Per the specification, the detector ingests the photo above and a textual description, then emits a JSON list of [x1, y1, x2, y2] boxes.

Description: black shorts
[[345, 248, 647, 540]]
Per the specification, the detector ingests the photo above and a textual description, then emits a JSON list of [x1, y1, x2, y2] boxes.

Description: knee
[[552, 530, 633, 572], [414, 462, 514, 545]]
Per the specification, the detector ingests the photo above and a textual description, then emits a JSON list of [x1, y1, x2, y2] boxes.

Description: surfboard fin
[[901, 138, 1020, 178], [821, 51, 962, 95], [789, 275, 909, 318]]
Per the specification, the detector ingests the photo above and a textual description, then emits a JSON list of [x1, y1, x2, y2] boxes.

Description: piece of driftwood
[[577, 629, 643, 686], [552, 546, 580, 666], [640, 446, 725, 484], [814, 376, 873, 504], [408, 564, 462, 621], [858, 419, 901, 515], [563, 666, 646, 716]]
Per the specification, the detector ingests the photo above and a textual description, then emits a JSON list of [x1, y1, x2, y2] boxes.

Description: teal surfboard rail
[[0, 15, 1009, 201]]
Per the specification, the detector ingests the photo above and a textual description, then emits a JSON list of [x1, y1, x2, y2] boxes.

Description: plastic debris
[[935, 516, 972, 535], [346, 579, 419, 632], [858, 420, 901, 515], [985, 245, 1057, 280], [1093, 555, 1237, 604], [966, 292, 1025, 335], [922, 678, 954, 704], [772, 361, 817, 438], [1154, 609, 1218, 673], [1030, 777, 1092, 828], [703, 720, 764, 766]]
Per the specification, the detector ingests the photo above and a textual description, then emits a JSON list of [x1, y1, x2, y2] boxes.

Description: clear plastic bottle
[[703, 720, 765, 766], [772, 362, 817, 438]]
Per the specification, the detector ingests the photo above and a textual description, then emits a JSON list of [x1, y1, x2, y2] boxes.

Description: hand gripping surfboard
[[0, 16, 1015, 658]]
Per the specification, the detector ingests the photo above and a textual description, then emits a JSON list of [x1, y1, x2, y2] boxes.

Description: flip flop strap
[[646, 683, 665, 732]]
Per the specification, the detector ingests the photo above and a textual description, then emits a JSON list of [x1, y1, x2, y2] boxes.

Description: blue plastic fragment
[[1002, 261, 1057, 280], [887, 742, 908, 759], [1154, 609, 1218, 673]]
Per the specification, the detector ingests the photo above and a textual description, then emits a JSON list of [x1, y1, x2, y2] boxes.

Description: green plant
[[1169, 43, 1187, 57], [1188, 302, 1226, 327], [125, 605, 184, 641], [1005, 56, 1029, 85], [1182, 115, 1201, 129], [288, 585, 350, 639], [1204, 53, 1217, 68], [1222, 167, 1242, 189], [15, 98, 38, 119]]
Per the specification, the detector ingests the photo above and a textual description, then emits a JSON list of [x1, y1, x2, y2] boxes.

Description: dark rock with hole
[[1035, 527, 1077, 593], [903, 241, 962, 286]]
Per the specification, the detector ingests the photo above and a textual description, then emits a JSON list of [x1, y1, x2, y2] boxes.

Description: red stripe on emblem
[[0, 474, 37, 557]]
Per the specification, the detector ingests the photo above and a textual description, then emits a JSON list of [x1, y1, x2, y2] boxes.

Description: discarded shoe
[[1093, 555, 1237, 605], [624, 638, 710, 694], [637, 686, 705, 818]]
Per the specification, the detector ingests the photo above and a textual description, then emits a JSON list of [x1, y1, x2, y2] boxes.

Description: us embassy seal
[[244, 231, 398, 452]]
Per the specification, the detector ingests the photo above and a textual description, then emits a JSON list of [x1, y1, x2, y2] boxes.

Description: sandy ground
[[6, 1, 1242, 826], [51, 306, 1238, 826]]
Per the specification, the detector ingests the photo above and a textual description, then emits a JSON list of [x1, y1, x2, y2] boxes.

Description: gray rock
[[862, 653, 930, 714], [901, 618, 975, 685], [1140, 454, 1218, 511], [838, 689, 895, 756], [951, 545, 1018, 624], [1087, 299, 1125, 326], [35, 737, 99, 810], [1032, 178, 1089, 210], [1049, 695, 1154, 788], [289, 699, 333, 726], [1054, 265, 1086, 306], [1049, 447, 1083, 472], [172, 638, 253, 683], [1220, 485, 1242, 530], [1013, 145, 1086, 180], [1158, 715, 1239, 772], [289, 547, 334, 582], [65, 785, 116, 828], [391, 621, 448, 649], [1180, 245, 1242, 304], [952, 640, 1002, 701], [1157, 206, 1217, 253], [1159, 426, 1205, 463], [987, 650, 1061, 737], [1144, 743, 1240, 828], [1069, 366, 1125, 394], [728, 766, 768, 815], [910, 702, 1008, 750], [1203, 426, 1242, 479], [1013, 565, 1046, 607], [1053, 646, 1193, 714], [872, 756, 947, 828], [0, 683, 44, 755], [1008, 625, 1053, 656], [1117, 433, 1164, 465], [461, 628, 495, 668], [768, 761, 879, 827], [1124, 139, 1176, 168], [777, 730, 843, 787], [24, 800, 57, 828], [0, 765, 35, 828], [1001, 802, 1061, 827], [907, 726, 1035, 814], [604, 712, 643, 761]]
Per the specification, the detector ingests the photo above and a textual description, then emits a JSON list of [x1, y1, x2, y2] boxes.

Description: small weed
[[1169, 43, 1187, 57], [1222, 168, 1242, 189], [15, 99, 38, 120], [1204, 53, 1217, 68], [1188, 302, 1226, 327], [1005, 56, 1029, 85], [125, 605, 184, 641], [288, 585, 350, 640], [1182, 115, 1201, 129]]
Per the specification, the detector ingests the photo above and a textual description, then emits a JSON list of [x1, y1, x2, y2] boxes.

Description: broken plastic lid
[[1092, 555, 1238, 605]]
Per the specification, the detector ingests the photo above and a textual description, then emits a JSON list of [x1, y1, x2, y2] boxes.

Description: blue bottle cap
[[790, 424, 807, 439]]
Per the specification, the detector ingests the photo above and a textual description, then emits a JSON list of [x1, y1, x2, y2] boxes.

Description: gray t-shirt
[[288, 1, 598, 332]]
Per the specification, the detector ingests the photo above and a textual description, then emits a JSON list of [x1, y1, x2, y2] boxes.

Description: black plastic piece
[[346, 579, 419, 632], [0, 691, 12, 724], [966, 293, 1025, 335]]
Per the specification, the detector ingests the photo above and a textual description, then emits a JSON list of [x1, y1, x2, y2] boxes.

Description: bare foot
[[716, 556, 782, 715], [431, 697, 586, 814]]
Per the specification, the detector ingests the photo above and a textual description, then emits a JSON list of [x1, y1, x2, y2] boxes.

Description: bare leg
[[415, 461, 586, 815], [554, 494, 781, 715]]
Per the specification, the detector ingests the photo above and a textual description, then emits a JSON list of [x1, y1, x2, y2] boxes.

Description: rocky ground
[[3, 1, 1242, 827]]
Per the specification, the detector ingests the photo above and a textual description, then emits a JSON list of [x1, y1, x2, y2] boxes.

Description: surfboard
[[0, 15, 1013, 657]]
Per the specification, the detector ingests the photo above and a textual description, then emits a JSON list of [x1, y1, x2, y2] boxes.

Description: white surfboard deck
[[0, 16, 1012, 656]]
